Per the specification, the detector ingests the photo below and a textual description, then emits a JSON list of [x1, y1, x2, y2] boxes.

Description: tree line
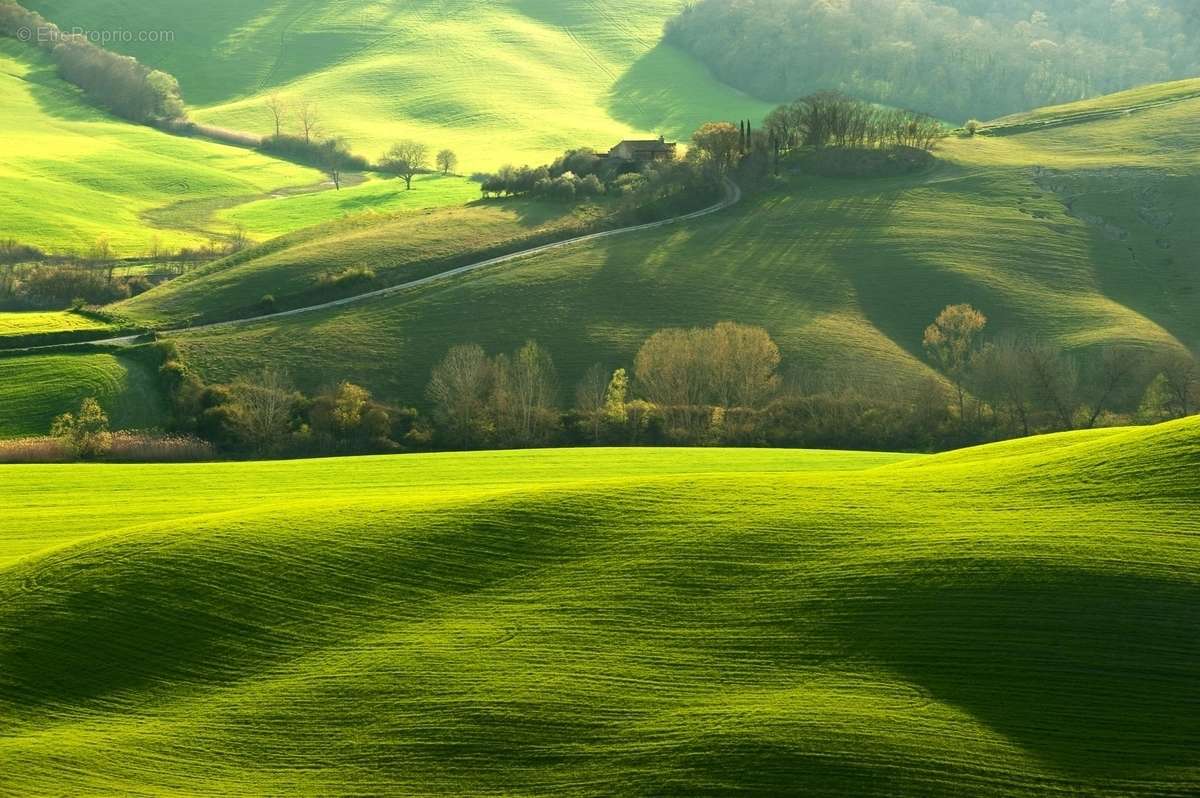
[[664, 0, 1200, 122], [260, 96, 461, 191], [141, 311, 1198, 460], [0, 1, 184, 123], [475, 131, 729, 218], [763, 93, 945, 155]]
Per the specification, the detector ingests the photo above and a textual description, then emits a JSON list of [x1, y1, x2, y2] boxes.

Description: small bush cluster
[[155, 343, 429, 458], [317, 266, 376, 289], [763, 92, 945, 156], [259, 134, 369, 172], [0, 264, 149, 309], [478, 148, 611, 199], [0, 239, 44, 265], [0, 429, 215, 464]]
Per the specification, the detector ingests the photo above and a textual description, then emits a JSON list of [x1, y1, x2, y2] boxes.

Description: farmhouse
[[607, 136, 677, 163]]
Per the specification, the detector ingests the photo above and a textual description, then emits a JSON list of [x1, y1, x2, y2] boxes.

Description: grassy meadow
[[0, 310, 116, 341], [118, 198, 615, 327], [21, 0, 771, 171], [0, 350, 164, 438], [217, 173, 481, 240], [0, 418, 1196, 793], [153, 82, 1200, 404], [0, 41, 321, 256]]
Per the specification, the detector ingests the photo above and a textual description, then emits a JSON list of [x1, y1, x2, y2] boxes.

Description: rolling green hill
[[147, 80, 1200, 406], [0, 350, 165, 438], [20, 0, 771, 171], [118, 198, 611, 327], [0, 40, 320, 256], [1, 418, 1196, 794]]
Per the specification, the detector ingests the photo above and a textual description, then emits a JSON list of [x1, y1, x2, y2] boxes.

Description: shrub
[[0, 437, 71, 464], [50, 397, 112, 459], [105, 432, 216, 462], [0, 238, 44, 264], [317, 267, 376, 289], [259, 134, 369, 171]]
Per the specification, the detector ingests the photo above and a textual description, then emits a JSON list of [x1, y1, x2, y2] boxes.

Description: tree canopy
[[665, 0, 1200, 121]]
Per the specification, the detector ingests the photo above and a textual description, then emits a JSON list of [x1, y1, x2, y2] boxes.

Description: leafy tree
[[426, 344, 494, 448], [51, 397, 112, 459], [923, 304, 987, 423], [691, 122, 741, 173], [604, 368, 629, 424]]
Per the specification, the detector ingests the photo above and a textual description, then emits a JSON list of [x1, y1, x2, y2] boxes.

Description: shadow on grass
[[834, 564, 1200, 778], [605, 41, 773, 142]]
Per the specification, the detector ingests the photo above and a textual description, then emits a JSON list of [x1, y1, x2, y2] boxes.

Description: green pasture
[[0, 418, 1195, 793]]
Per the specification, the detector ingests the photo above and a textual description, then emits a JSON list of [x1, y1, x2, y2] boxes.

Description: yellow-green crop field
[[0, 310, 115, 340], [0, 419, 1196, 794], [23, 0, 770, 172], [0, 40, 320, 256]]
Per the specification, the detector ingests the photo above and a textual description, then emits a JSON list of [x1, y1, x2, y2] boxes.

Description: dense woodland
[[666, 0, 1200, 121]]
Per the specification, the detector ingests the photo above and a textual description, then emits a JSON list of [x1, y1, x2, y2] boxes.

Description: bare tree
[[1024, 339, 1079, 430], [296, 100, 320, 144], [318, 136, 356, 190], [708, 321, 781, 409], [575, 363, 610, 442], [1159, 351, 1200, 418], [436, 149, 459, 175], [634, 327, 709, 435], [230, 367, 298, 453], [495, 340, 558, 446], [380, 140, 430, 190], [1080, 347, 1144, 428], [426, 344, 494, 448], [971, 337, 1036, 436], [265, 94, 288, 138]]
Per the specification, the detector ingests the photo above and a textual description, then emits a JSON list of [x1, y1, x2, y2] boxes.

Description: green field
[[146, 81, 1200, 404], [21, 0, 771, 172], [0, 310, 116, 340], [217, 173, 481, 240], [118, 198, 614, 327], [0, 418, 1196, 794], [0, 40, 322, 256], [0, 42, 473, 256], [0, 350, 165, 438]]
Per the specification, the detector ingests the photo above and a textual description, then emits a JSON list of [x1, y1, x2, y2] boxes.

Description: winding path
[[6, 178, 742, 352]]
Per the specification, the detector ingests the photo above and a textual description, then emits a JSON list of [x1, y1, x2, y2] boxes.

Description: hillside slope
[[0, 350, 165, 438], [21, 0, 770, 171], [158, 80, 1200, 404], [1, 419, 1197, 794], [0, 40, 320, 255]]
